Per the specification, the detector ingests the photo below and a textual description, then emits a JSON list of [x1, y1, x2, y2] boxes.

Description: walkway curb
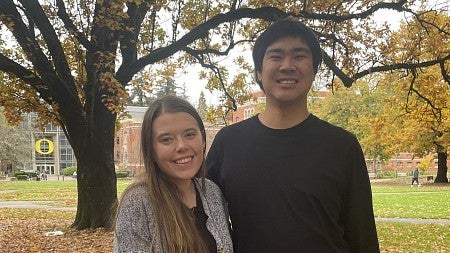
[[376, 217, 450, 225], [0, 201, 76, 211]]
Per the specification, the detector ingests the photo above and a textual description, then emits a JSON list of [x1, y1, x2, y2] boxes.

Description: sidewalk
[[376, 217, 450, 225], [0, 200, 449, 225], [0, 201, 76, 211]]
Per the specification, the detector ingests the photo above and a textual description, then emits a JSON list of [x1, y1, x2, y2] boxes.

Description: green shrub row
[[14, 171, 37, 178], [16, 174, 29, 180], [116, 171, 129, 178], [60, 166, 129, 178]]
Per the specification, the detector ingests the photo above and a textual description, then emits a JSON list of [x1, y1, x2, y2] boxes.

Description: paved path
[[376, 217, 450, 225], [1, 201, 449, 225], [0, 201, 76, 211]]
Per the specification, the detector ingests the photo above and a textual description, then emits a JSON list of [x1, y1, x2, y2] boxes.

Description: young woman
[[114, 95, 233, 253]]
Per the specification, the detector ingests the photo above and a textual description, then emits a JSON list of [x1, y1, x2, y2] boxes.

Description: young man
[[411, 167, 420, 186], [206, 18, 380, 252]]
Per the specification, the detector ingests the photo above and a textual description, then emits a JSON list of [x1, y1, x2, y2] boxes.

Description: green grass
[[0, 179, 132, 207], [1, 178, 449, 252], [372, 185, 450, 219], [377, 222, 450, 253]]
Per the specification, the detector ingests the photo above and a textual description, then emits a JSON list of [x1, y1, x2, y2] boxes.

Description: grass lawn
[[371, 177, 450, 252], [372, 184, 450, 219], [1, 177, 449, 252]]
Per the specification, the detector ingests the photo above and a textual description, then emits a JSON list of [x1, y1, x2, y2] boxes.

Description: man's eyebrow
[[265, 47, 311, 55], [291, 47, 311, 54]]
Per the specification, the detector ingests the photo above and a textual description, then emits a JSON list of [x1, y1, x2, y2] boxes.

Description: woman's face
[[152, 112, 205, 186]]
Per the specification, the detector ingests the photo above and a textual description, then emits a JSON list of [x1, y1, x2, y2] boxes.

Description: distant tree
[[197, 91, 208, 120], [127, 73, 151, 107], [147, 76, 188, 104], [314, 80, 393, 164], [0, 109, 31, 170], [382, 12, 450, 183]]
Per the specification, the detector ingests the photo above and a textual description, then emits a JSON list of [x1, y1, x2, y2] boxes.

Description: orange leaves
[[0, 217, 114, 253], [94, 0, 130, 31], [98, 71, 126, 114]]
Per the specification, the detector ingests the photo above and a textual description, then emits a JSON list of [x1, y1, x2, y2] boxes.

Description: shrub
[[61, 166, 77, 176], [377, 170, 397, 178], [16, 175, 29, 180], [15, 171, 37, 178], [14, 172, 26, 177], [116, 171, 129, 178]]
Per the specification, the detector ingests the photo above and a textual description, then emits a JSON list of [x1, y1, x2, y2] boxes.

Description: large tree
[[0, 0, 449, 230], [382, 11, 450, 182]]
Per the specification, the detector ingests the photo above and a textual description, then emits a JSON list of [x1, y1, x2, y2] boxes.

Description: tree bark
[[69, 101, 118, 230], [71, 151, 118, 230], [435, 151, 449, 183]]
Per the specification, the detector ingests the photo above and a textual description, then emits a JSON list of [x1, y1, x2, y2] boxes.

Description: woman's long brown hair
[[119, 95, 208, 252]]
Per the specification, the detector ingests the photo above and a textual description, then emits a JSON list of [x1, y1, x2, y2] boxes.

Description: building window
[[244, 108, 255, 119]]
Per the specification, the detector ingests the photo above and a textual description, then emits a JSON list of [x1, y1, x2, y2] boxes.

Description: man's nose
[[279, 58, 296, 72]]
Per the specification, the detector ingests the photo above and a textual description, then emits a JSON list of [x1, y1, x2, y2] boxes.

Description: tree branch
[[322, 50, 354, 87], [116, 6, 288, 84], [354, 54, 450, 81], [0, 53, 47, 96], [0, 1, 59, 99], [184, 47, 237, 112], [119, 1, 150, 68], [294, 0, 409, 22], [19, 0, 78, 100], [55, 0, 94, 51]]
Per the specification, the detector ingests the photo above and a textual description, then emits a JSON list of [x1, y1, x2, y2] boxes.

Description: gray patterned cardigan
[[113, 178, 233, 253]]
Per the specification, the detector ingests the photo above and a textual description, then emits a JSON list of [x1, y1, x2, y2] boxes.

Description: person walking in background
[[114, 96, 233, 253], [411, 167, 420, 187], [206, 17, 379, 252]]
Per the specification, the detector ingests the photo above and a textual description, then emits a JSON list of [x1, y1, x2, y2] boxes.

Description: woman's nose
[[175, 139, 189, 151]]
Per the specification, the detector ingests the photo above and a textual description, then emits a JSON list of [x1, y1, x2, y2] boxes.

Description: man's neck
[[259, 105, 310, 129]]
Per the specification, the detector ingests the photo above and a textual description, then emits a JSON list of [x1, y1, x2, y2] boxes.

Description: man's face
[[257, 36, 315, 105]]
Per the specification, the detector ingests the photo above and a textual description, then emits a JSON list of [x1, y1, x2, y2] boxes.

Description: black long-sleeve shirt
[[206, 114, 379, 253]]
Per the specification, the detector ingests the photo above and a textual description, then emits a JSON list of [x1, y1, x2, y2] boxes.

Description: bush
[[16, 175, 29, 180], [116, 171, 129, 178], [16, 171, 37, 178], [14, 172, 26, 177], [61, 166, 77, 176], [377, 170, 397, 178]]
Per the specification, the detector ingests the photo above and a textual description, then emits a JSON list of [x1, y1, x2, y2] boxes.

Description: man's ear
[[257, 72, 262, 81]]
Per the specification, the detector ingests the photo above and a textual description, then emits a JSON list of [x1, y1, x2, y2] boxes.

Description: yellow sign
[[35, 139, 54, 155]]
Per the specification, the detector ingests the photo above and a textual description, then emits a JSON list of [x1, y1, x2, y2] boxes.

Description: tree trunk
[[71, 151, 118, 230], [69, 102, 118, 230], [435, 151, 449, 183]]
